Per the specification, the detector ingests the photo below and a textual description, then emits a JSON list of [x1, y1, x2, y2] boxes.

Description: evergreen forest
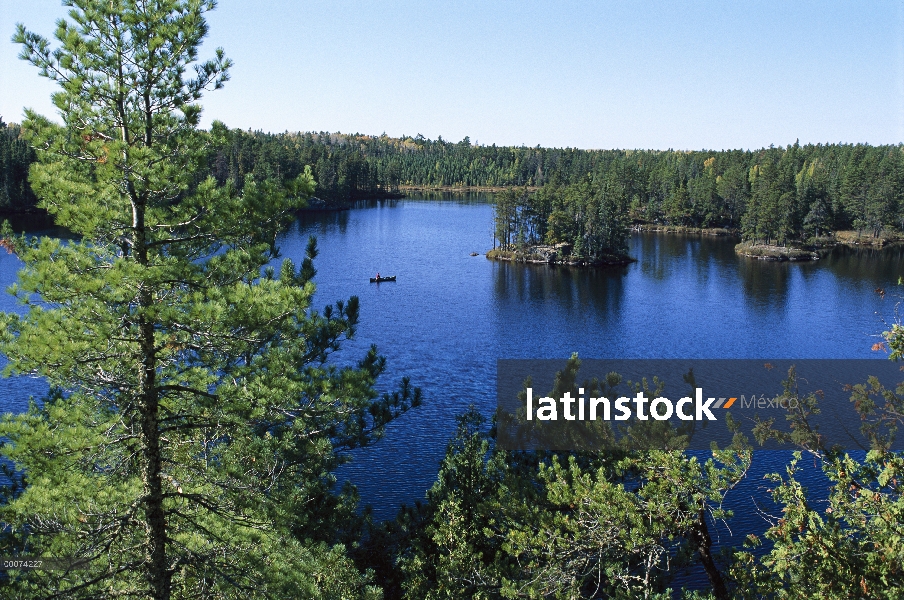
[[5, 118, 904, 248], [1, 1, 904, 599]]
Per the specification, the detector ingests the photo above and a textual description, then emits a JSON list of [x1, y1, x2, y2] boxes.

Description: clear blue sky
[[1, 0, 902, 150]]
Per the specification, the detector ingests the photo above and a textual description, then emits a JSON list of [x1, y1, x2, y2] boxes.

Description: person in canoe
[[376, 272, 380, 280]]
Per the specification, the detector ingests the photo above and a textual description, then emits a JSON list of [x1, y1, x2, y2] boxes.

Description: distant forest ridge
[[3, 119, 903, 243]]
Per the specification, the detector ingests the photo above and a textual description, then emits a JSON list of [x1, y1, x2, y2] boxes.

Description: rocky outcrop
[[734, 242, 819, 261], [486, 243, 633, 267]]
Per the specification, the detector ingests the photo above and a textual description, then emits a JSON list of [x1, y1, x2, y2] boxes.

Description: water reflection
[[736, 259, 795, 312], [822, 244, 904, 285], [296, 209, 351, 236], [492, 261, 628, 318], [351, 198, 401, 210]]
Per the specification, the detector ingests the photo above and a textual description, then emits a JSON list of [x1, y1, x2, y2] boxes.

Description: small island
[[486, 184, 634, 268], [734, 241, 819, 261], [487, 242, 634, 267]]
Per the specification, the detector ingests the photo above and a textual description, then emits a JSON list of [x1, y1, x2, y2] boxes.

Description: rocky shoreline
[[734, 242, 820, 261], [631, 223, 737, 236], [734, 231, 904, 261], [486, 243, 634, 267]]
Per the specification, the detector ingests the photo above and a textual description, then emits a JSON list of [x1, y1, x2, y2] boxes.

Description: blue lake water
[[286, 197, 902, 589], [1, 196, 903, 587], [278, 197, 901, 505]]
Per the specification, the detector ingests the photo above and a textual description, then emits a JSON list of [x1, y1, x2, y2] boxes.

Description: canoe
[[369, 275, 396, 283]]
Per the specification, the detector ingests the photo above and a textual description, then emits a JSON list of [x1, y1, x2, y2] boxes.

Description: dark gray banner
[[496, 359, 904, 451]]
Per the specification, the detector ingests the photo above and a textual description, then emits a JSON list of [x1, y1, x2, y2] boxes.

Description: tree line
[[493, 143, 904, 256], [195, 134, 904, 246], [195, 132, 904, 245], [7, 114, 904, 246]]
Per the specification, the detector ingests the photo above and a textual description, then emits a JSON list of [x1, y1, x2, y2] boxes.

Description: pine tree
[[0, 2, 412, 597]]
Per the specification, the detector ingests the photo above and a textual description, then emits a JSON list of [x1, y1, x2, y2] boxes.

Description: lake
[[288, 196, 902, 590], [273, 197, 901, 509], [1, 195, 902, 585]]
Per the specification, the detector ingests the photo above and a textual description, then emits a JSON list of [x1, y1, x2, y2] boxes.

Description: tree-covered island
[[486, 182, 635, 267]]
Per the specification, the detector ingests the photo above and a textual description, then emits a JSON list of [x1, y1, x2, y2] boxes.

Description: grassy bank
[[631, 223, 738, 236], [829, 230, 904, 247], [399, 184, 538, 193]]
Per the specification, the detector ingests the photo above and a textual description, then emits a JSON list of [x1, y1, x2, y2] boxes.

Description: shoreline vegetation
[[627, 224, 904, 261], [484, 223, 903, 267], [486, 215, 904, 268], [398, 184, 539, 193], [631, 223, 736, 236]]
